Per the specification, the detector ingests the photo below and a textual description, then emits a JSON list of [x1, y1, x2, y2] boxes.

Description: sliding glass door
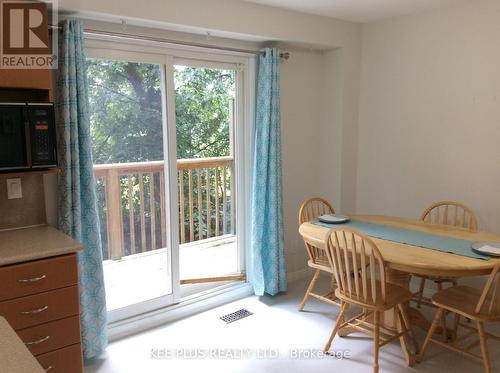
[[87, 50, 176, 320], [86, 39, 250, 321], [173, 61, 244, 297]]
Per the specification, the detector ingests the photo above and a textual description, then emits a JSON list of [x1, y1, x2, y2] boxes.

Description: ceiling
[[240, 0, 457, 22]]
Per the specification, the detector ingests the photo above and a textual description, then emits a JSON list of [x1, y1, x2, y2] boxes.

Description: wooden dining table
[[299, 215, 500, 364]]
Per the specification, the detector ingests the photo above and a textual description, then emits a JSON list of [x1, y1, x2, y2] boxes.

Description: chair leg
[[417, 307, 444, 362], [323, 302, 349, 353], [477, 321, 491, 373], [416, 277, 426, 308], [373, 311, 380, 373], [436, 282, 448, 341], [395, 306, 414, 366], [299, 269, 321, 311], [398, 303, 420, 355]]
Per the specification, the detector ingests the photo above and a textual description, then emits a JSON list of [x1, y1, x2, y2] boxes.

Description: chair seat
[[335, 281, 412, 310], [432, 285, 500, 321]]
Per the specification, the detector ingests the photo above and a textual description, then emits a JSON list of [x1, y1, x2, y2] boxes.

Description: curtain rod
[[49, 25, 290, 60]]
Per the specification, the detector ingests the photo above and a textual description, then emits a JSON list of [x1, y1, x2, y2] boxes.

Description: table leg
[[385, 269, 415, 365], [390, 272, 454, 338], [383, 269, 411, 329], [385, 270, 455, 341]]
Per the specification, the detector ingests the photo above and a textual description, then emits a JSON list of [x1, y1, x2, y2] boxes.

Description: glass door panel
[[88, 58, 173, 312], [173, 64, 243, 296]]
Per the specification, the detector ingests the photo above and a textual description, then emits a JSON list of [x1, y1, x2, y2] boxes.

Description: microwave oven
[[0, 103, 57, 171]]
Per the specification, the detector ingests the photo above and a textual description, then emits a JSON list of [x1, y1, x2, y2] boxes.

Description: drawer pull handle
[[44, 366, 53, 372], [21, 305, 49, 315], [18, 275, 47, 283], [25, 335, 50, 345]]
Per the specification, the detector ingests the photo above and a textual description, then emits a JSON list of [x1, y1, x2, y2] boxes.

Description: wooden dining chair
[[414, 201, 479, 309], [298, 197, 340, 310], [299, 197, 335, 226], [418, 263, 500, 373], [421, 201, 478, 231], [323, 228, 419, 373]]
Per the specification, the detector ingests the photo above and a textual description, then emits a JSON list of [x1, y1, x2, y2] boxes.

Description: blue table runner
[[312, 219, 490, 260]]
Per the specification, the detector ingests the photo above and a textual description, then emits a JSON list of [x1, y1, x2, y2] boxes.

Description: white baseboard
[[107, 282, 254, 342]]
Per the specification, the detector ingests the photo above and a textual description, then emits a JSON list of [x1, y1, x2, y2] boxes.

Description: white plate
[[471, 242, 500, 257], [318, 214, 350, 224]]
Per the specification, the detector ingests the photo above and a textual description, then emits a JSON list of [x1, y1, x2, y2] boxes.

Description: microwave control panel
[[28, 104, 57, 167]]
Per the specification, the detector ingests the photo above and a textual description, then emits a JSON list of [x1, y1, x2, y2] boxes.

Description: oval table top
[[299, 215, 500, 277]]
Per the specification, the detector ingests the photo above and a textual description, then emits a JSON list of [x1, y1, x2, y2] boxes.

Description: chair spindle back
[[298, 197, 335, 225], [326, 228, 387, 305], [299, 198, 336, 264], [421, 201, 478, 231]]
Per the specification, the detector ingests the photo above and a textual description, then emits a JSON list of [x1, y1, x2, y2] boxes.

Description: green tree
[[87, 60, 234, 163], [88, 59, 163, 164], [174, 66, 234, 159]]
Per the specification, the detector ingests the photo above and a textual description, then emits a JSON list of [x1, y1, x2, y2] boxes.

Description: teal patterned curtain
[[250, 48, 287, 296], [56, 19, 107, 359]]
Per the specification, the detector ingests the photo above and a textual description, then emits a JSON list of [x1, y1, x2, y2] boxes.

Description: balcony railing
[[94, 156, 235, 261]]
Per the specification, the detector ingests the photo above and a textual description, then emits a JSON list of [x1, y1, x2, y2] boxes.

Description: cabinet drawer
[[0, 286, 79, 330], [36, 343, 83, 373], [17, 315, 81, 356], [0, 255, 78, 301]]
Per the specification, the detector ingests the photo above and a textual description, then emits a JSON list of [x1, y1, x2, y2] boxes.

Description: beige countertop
[[0, 225, 83, 266], [0, 316, 45, 373]]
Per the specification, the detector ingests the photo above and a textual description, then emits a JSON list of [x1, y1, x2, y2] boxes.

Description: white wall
[[280, 49, 325, 275], [281, 45, 362, 276], [357, 0, 500, 234]]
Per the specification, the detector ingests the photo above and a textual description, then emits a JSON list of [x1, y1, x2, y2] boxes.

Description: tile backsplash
[[0, 174, 46, 230]]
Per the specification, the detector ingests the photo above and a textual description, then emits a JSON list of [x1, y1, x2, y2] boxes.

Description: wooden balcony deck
[[103, 235, 238, 311]]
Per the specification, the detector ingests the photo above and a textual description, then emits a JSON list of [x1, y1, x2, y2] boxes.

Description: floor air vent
[[220, 309, 253, 324]]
